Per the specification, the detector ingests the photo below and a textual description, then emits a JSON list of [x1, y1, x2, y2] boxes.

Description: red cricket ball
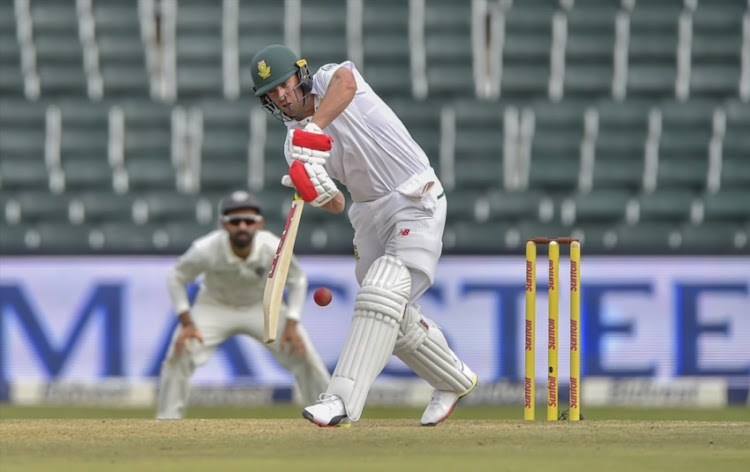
[[313, 287, 332, 307]]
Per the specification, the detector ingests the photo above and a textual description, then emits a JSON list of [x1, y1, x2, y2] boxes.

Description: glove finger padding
[[288, 127, 334, 165], [288, 160, 339, 207]]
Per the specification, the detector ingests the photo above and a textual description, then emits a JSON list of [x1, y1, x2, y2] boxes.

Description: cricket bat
[[263, 194, 305, 343]]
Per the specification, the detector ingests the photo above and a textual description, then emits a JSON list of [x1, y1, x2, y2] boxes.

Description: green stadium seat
[[159, 221, 216, 253], [238, 1, 285, 94], [422, 0, 475, 99], [635, 188, 696, 224], [655, 101, 714, 192], [299, 0, 349, 71], [453, 101, 505, 192], [175, 1, 223, 98], [295, 220, 354, 254], [31, 3, 88, 97], [363, 0, 410, 100], [447, 220, 515, 253], [722, 101, 750, 191], [0, 223, 35, 254], [564, 3, 618, 99], [627, 2, 682, 99], [680, 223, 747, 254], [500, 2, 556, 99], [562, 188, 631, 225], [690, 1, 745, 100], [527, 102, 585, 194], [11, 191, 72, 224], [445, 189, 485, 224], [486, 189, 548, 223], [95, 221, 158, 252], [613, 222, 679, 252], [701, 189, 750, 223], [0, 15, 22, 95], [71, 192, 138, 225], [34, 222, 96, 253], [141, 192, 211, 224], [122, 102, 176, 192], [590, 100, 650, 192], [92, 0, 150, 97]]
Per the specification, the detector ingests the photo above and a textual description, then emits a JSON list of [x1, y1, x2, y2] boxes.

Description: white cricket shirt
[[166, 229, 307, 321], [285, 61, 434, 202]]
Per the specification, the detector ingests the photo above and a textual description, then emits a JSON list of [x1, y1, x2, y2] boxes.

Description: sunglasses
[[223, 215, 263, 226]]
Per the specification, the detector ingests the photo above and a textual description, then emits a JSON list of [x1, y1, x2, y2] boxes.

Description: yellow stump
[[547, 242, 559, 421], [524, 241, 536, 420], [569, 241, 581, 421]]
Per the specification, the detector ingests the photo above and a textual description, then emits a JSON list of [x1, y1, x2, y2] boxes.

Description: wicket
[[524, 237, 581, 421]]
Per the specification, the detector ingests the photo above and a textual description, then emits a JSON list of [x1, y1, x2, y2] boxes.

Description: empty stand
[[92, 0, 151, 97], [689, 0, 745, 100], [721, 101, 750, 191], [175, 0, 224, 98], [525, 102, 585, 194], [630, 187, 696, 225], [58, 101, 114, 193], [626, 1, 682, 99], [30, 0, 88, 97], [2, 0, 748, 257], [654, 100, 714, 192], [0, 2, 23, 95], [0, 100, 49, 191], [588, 100, 650, 192], [423, 0, 475, 98], [299, 0, 349, 71], [500, 1, 557, 99], [121, 101, 176, 192], [238, 0, 285, 94], [453, 100, 505, 192], [198, 100, 252, 192], [362, 0, 411, 100], [561, 188, 631, 227], [564, 1, 619, 100]]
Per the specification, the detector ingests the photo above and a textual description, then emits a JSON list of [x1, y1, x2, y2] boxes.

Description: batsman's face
[[221, 210, 264, 249], [266, 75, 310, 119]]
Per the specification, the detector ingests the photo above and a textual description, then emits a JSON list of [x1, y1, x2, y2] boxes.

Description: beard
[[230, 231, 253, 248]]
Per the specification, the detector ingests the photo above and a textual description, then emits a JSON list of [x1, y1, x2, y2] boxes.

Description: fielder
[[156, 190, 330, 419], [250, 45, 477, 427]]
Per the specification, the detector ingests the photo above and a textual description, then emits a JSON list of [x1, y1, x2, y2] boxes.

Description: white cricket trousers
[[156, 300, 330, 419]]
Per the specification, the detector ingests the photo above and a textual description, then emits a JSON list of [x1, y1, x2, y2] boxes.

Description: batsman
[[250, 44, 477, 427]]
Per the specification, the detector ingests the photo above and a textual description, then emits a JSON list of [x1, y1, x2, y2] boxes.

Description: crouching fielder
[[156, 190, 330, 419], [249, 44, 477, 427]]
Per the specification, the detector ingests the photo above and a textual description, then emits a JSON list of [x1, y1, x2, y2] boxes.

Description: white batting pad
[[393, 305, 475, 393], [327, 256, 411, 420]]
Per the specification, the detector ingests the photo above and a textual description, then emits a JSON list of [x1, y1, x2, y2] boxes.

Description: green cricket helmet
[[250, 44, 312, 121]]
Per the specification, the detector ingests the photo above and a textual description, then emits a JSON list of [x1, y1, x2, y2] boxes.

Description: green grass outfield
[[2, 405, 749, 472]]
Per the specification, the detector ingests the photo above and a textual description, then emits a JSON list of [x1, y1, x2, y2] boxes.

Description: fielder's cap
[[220, 190, 262, 215]]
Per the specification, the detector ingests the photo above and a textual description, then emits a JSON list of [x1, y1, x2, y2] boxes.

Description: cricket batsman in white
[[156, 190, 330, 419], [250, 44, 477, 427]]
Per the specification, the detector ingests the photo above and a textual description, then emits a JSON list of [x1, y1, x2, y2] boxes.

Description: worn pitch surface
[[2, 406, 749, 472]]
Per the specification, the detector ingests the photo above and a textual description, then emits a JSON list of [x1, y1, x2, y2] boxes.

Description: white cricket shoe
[[302, 393, 352, 428], [420, 366, 478, 426]]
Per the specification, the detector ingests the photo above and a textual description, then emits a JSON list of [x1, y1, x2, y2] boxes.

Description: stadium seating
[[1, 0, 748, 256]]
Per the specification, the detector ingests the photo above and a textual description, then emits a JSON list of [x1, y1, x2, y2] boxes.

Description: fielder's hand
[[287, 122, 333, 165], [279, 320, 307, 358], [283, 160, 339, 207], [175, 323, 203, 356]]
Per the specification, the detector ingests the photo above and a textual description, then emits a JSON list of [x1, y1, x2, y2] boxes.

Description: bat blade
[[263, 195, 305, 343]]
